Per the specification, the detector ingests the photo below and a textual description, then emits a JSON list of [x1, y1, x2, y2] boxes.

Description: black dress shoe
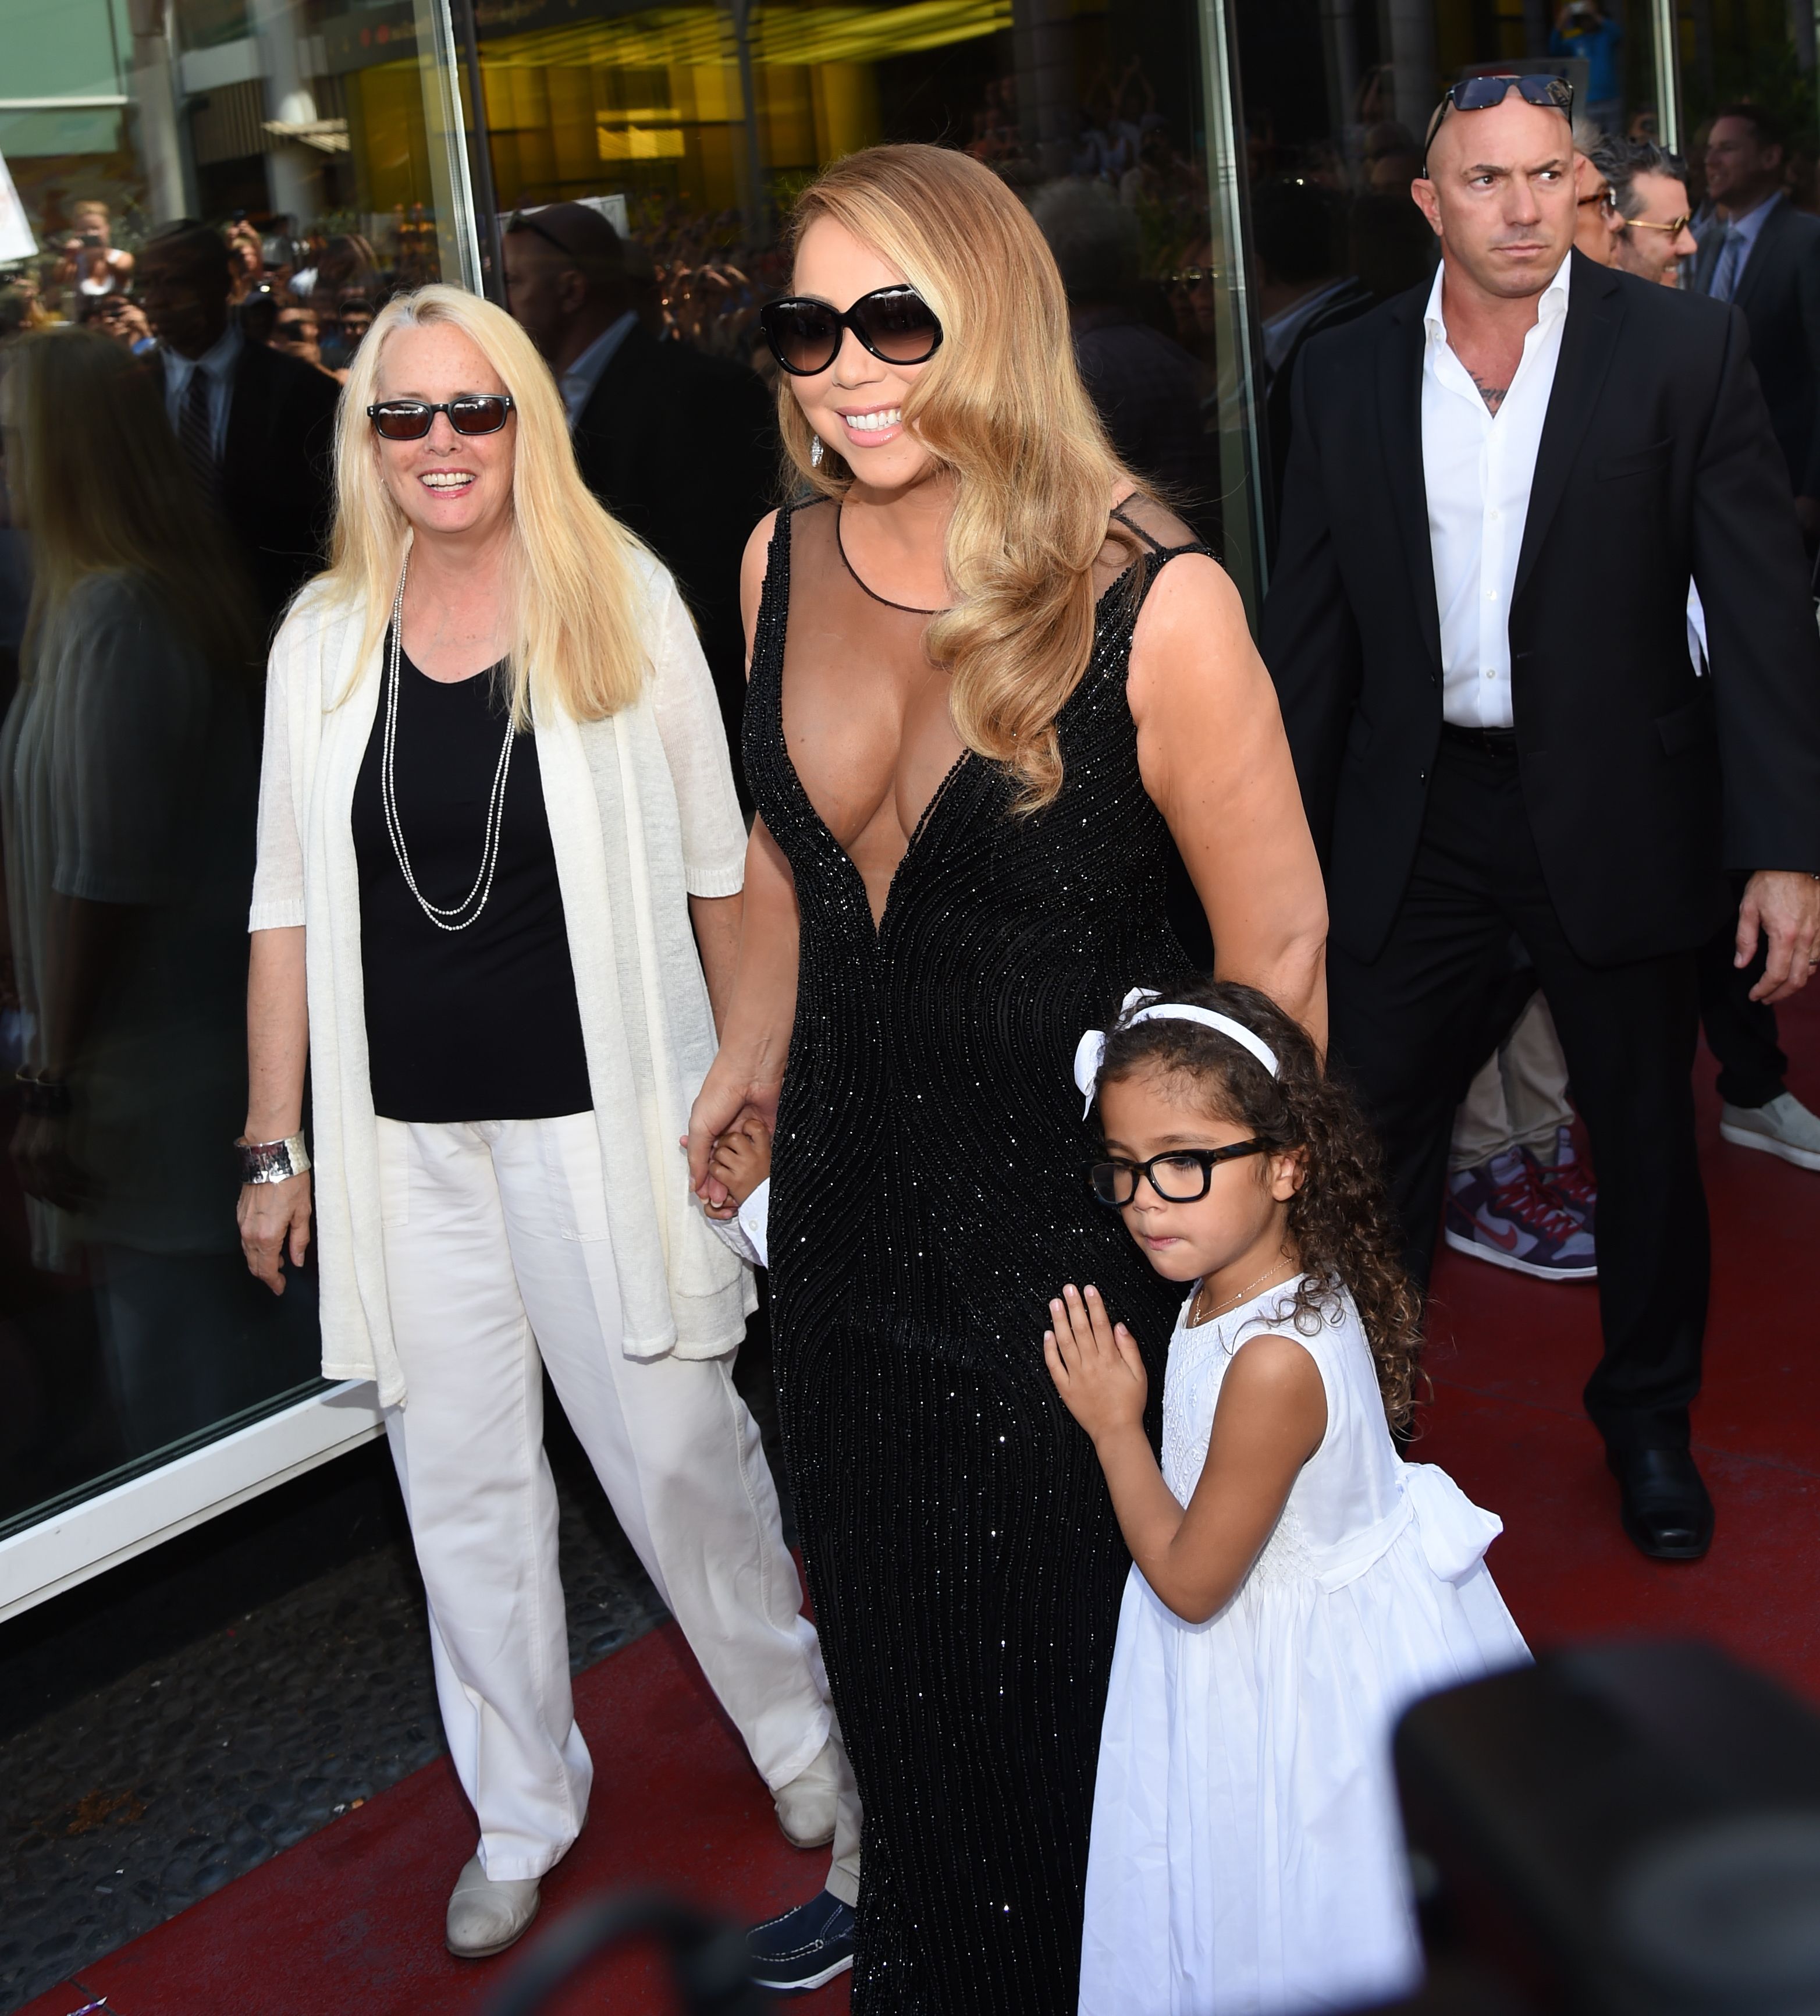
[[1608, 1447, 1714, 1561]]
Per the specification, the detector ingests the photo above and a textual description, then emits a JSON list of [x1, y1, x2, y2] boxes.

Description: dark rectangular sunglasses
[[366, 394, 516, 441], [759, 286, 943, 377], [1423, 73, 1574, 162]]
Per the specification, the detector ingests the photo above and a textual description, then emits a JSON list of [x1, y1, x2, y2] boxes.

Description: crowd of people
[[2, 55, 1819, 2016]]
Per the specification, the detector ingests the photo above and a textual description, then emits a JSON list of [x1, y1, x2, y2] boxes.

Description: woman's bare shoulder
[[742, 508, 782, 581]]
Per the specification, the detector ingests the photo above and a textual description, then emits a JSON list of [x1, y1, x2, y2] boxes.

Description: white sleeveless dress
[[1079, 1280, 1530, 2015]]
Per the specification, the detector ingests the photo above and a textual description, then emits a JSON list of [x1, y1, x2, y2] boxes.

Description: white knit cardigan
[[250, 551, 754, 1407]]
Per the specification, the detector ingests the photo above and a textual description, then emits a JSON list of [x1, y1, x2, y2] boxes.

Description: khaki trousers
[[1449, 992, 1574, 1172]]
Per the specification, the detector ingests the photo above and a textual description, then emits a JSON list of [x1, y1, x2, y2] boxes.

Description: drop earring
[[811, 435, 824, 469]]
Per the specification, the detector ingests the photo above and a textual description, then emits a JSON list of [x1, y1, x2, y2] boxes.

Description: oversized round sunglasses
[[1089, 1141, 1268, 1209], [366, 393, 516, 441], [758, 286, 943, 377]]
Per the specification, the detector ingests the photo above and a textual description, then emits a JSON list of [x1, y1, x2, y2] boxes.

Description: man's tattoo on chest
[[1470, 372, 1508, 415]]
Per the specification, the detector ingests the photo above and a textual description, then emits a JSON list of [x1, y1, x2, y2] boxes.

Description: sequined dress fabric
[[745, 497, 1206, 2012]]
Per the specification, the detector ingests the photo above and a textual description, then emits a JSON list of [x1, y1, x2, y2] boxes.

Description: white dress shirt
[[559, 309, 638, 430], [160, 321, 243, 462], [1421, 255, 1572, 730]]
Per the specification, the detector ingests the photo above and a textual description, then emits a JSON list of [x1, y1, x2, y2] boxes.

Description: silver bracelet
[[237, 1133, 311, 1185]]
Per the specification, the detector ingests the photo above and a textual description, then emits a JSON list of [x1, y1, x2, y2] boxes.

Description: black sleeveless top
[[742, 494, 1211, 2014], [351, 638, 591, 1123]]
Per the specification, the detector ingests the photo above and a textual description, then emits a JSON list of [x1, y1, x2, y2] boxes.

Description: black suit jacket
[[218, 339, 342, 643], [571, 326, 777, 798], [1261, 250, 1820, 968], [1263, 275, 1375, 533], [1694, 197, 1820, 501]]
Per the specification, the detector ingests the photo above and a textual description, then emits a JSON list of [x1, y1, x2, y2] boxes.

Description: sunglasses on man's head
[[1422, 73, 1575, 165], [758, 286, 943, 377], [366, 394, 515, 440]]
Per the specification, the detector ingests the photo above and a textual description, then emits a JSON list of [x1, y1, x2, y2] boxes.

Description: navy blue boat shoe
[[748, 1889, 856, 1992]]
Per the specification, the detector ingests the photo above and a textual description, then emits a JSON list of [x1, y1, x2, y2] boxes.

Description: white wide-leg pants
[[378, 1111, 856, 1889]]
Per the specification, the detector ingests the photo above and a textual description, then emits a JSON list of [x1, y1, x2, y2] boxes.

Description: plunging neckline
[[765, 501, 1172, 940]]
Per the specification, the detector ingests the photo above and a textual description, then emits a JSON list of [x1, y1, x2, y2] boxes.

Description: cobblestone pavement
[[0, 1321, 789, 2015]]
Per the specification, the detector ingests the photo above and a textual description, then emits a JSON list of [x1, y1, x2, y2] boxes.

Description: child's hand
[[708, 1116, 773, 1209], [1043, 1284, 1147, 1444]]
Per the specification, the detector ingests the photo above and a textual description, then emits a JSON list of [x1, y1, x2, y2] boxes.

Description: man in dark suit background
[[1030, 178, 1219, 543], [1250, 175, 1374, 531], [136, 222, 340, 640], [503, 204, 775, 802], [1262, 83, 1820, 1560], [1692, 104, 1820, 543]]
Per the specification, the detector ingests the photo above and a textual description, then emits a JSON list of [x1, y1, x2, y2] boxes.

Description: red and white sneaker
[[1444, 1147, 1598, 1282]]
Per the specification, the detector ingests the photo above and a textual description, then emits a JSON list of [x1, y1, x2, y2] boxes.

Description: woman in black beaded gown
[[689, 145, 1327, 2013]]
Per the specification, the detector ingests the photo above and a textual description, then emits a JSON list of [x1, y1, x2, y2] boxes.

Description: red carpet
[[18, 994, 1818, 2016], [19, 1621, 852, 2016], [1416, 985, 1820, 1701]]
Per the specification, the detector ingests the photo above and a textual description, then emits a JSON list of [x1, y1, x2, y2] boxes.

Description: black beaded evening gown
[[746, 495, 1207, 2014]]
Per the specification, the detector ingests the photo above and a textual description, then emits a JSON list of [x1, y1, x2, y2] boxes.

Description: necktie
[[180, 365, 216, 496], [1710, 226, 1747, 304]]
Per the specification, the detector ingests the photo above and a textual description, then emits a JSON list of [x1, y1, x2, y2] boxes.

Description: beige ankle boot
[[446, 1854, 542, 1959], [772, 1736, 841, 1849]]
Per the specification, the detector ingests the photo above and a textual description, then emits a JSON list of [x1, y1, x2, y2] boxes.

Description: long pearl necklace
[[382, 556, 516, 933]]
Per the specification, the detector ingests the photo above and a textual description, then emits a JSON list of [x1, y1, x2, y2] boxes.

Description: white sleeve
[[736, 1177, 770, 1269], [248, 618, 307, 931], [646, 567, 747, 899]]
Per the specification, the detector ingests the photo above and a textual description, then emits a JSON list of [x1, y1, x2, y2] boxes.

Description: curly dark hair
[[1096, 978, 1423, 1431]]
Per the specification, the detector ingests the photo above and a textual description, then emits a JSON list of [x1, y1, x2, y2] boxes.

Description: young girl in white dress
[[1044, 979, 1530, 2016]]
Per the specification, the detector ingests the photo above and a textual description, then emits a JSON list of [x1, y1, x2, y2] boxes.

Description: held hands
[[1736, 871, 1820, 1005], [709, 1116, 772, 1211], [239, 1172, 312, 1294], [1044, 1284, 1147, 1444], [686, 1059, 780, 1214]]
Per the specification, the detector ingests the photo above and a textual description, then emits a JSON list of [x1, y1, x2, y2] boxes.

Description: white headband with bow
[[1073, 988, 1281, 1118]]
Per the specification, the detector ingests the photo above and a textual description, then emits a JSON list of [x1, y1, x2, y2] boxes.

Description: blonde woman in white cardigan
[[237, 286, 858, 1960]]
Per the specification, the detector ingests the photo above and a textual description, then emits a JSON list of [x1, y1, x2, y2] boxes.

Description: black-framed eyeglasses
[[1422, 74, 1574, 165], [758, 286, 943, 377], [366, 395, 516, 441], [1089, 1141, 1269, 1209]]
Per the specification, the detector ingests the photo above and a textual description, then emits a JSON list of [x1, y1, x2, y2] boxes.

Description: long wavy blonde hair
[[779, 144, 1143, 810], [3, 327, 258, 680], [322, 285, 649, 724]]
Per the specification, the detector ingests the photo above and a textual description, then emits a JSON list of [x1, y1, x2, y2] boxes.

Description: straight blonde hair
[[323, 285, 649, 725], [3, 327, 258, 680], [780, 145, 1144, 810]]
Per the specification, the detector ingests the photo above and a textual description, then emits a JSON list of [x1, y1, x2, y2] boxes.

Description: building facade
[[0, 0, 1807, 1610]]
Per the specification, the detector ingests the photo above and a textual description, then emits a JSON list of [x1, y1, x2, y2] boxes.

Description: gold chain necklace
[[1190, 1261, 1299, 1330]]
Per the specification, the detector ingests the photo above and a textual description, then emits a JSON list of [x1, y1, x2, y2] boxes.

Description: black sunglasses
[[1423, 73, 1574, 165], [1089, 1141, 1268, 1209], [366, 394, 516, 441], [759, 286, 943, 377]]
